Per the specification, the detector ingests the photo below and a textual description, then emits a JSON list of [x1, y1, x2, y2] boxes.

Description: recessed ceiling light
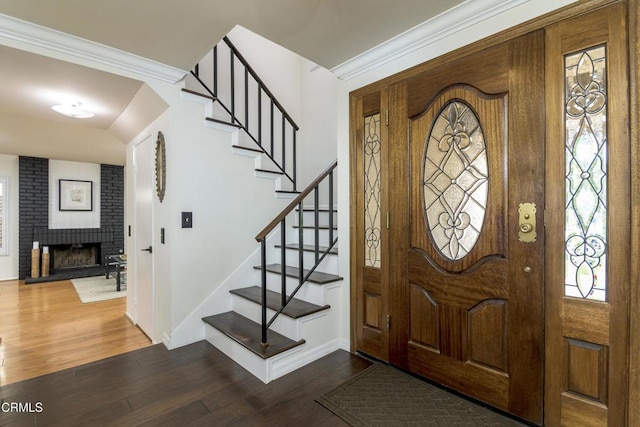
[[51, 102, 94, 119]]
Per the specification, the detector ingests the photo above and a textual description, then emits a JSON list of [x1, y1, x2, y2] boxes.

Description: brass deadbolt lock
[[518, 203, 537, 243]]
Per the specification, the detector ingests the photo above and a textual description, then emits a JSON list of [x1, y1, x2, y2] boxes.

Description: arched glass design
[[564, 46, 608, 301], [424, 101, 488, 261]]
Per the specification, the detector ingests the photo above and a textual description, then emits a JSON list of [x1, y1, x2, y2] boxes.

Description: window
[[0, 176, 8, 255]]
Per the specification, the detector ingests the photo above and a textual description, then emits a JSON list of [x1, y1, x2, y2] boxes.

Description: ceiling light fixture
[[51, 102, 94, 119]]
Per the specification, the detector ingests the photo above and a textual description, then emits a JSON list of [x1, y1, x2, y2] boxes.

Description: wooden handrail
[[255, 160, 337, 241]]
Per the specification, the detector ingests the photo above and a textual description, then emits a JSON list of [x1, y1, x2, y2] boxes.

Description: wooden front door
[[351, 2, 633, 425], [402, 31, 545, 424]]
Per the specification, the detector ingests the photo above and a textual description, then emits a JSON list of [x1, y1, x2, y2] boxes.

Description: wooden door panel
[[351, 90, 389, 361], [404, 31, 545, 424], [545, 3, 629, 425]]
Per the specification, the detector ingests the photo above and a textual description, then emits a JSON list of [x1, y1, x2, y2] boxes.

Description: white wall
[[49, 160, 101, 229], [225, 25, 339, 188], [333, 0, 578, 346], [298, 63, 339, 186], [0, 154, 18, 280]]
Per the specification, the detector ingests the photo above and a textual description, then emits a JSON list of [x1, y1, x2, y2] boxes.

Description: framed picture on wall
[[59, 179, 93, 211]]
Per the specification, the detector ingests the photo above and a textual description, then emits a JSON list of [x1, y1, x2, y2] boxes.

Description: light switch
[[182, 212, 192, 228]]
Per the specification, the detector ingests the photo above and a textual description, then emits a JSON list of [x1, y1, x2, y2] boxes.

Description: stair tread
[[296, 207, 337, 212], [275, 243, 338, 255], [255, 168, 284, 175], [202, 311, 304, 359], [181, 88, 216, 101], [230, 286, 329, 319], [253, 263, 342, 284], [206, 116, 242, 128], [232, 144, 263, 154], [293, 224, 337, 230]]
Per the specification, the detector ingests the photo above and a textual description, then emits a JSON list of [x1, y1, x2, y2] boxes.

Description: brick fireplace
[[18, 156, 124, 282]]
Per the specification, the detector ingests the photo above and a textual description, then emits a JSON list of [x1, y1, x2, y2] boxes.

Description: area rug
[[71, 276, 126, 303], [316, 363, 524, 426]]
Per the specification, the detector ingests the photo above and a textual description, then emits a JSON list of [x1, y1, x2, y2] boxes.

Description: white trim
[[0, 176, 9, 256], [0, 13, 187, 83], [331, 0, 529, 81]]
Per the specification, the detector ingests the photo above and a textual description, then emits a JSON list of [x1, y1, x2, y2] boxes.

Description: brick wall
[[18, 157, 125, 279], [100, 164, 124, 258], [18, 156, 49, 279]]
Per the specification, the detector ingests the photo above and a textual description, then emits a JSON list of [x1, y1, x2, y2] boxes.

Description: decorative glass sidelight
[[564, 46, 608, 301], [424, 101, 488, 261], [364, 113, 381, 268]]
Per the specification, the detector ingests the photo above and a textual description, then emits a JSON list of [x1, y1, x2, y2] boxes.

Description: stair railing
[[191, 36, 299, 190], [255, 160, 338, 345]]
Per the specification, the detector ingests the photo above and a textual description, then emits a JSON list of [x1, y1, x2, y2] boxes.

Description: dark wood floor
[[0, 341, 372, 426]]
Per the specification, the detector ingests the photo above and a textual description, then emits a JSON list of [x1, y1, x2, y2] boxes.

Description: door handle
[[141, 246, 153, 254]]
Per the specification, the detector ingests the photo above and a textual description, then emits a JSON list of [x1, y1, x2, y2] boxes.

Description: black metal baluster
[[270, 100, 274, 157], [230, 51, 235, 122], [213, 45, 218, 95], [281, 115, 286, 180], [314, 187, 320, 264], [298, 202, 304, 290], [258, 87, 262, 148], [329, 170, 334, 245], [281, 218, 286, 307], [261, 239, 267, 345], [292, 128, 297, 191], [244, 67, 249, 128]]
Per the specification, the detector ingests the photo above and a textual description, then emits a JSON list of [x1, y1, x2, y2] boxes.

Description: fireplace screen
[[52, 244, 100, 270]]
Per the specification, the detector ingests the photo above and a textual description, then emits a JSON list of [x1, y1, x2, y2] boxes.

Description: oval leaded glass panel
[[424, 100, 488, 261]]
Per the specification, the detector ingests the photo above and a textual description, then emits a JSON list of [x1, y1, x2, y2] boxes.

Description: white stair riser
[[294, 210, 338, 226], [268, 250, 338, 272], [231, 296, 302, 340], [284, 228, 336, 247], [253, 271, 332, 305]]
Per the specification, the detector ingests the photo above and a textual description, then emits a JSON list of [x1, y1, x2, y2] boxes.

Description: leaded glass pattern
[[564, 46, 608, 301], [424, 101, 488, 261], [364, 113, 381, 268]]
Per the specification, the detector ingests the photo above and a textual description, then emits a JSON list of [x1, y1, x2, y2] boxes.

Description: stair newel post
[[329, 170, 334, 245], [280, 218, 287, 307], [260, 239, 268, 345], [314, 187, 320, 264], [298, 201, 304, 289]]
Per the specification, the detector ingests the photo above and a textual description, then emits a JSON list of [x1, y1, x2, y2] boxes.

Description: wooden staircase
[[201, 202, 341, 382], [179, 34, 341, 383]]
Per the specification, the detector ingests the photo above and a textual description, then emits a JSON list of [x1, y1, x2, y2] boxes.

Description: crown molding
[[0, 13, 187, 84], [331, 0, 530, 81]]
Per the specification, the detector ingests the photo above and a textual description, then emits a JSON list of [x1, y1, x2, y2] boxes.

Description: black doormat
[[316, 363, 526, 426]]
